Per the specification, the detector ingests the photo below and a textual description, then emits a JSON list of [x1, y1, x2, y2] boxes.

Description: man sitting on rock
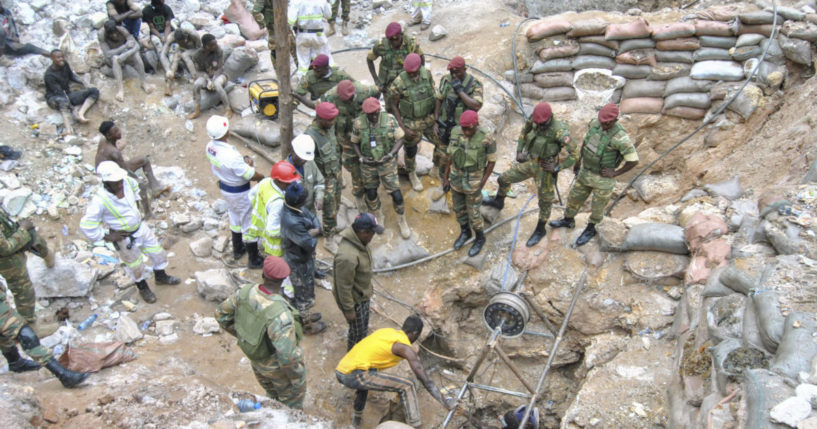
[[106, 0, 142, 40], [143, 0, 175, 89], [43, 49, 99, 136], [95, 120, 170, 218], [188, 33, 231, 119], [160, 26, 201, 95], [99, 19, 150, 102], [0, 2, 49, 60]]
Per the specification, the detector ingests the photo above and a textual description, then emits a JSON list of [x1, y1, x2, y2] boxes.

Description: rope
[[605, 0, 780, 215]]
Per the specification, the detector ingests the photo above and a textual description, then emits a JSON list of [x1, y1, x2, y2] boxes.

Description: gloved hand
[[451, 79, 463, 93]]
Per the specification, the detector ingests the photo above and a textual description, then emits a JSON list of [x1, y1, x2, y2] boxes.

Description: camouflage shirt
[[517, 119, 579, 169], [437, 72, 484, 123], [321, 82, 381, 138], [367, 35, 423, 86], [251, 0, 274, 28], [295, 66, 353, 101]]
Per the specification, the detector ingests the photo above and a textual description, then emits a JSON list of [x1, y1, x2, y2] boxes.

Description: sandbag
[[649, 62, 691, 80], [538, 43, 580, 61], [58, 341, 137, 372], [612, 64, 652, 79], [724, 85, 762, 120], [743, 298, 766, 351], [693, 6, 741, 22], [578, 35, 619, 50], [736, 33, 764, 47], [695, 20, 736, 36], [690, 60, 744, 81], [618, 38, 656, 53], [605, 18, 652, 40], [505, 69, 533, 83], [572, 55, 616, 70], [664, 92, 711, 110], [527, 19, 573, 42], [699, 35, 737, 48], [621, 223, 689, 254], [231, 117, 281, 147], [706, 294, 746, 344], [731, 45, 762, 61], [753, 289, 785, 353], [737, 24, 776, 37], [710, 338, 742, 395], [739, 11, 775, 25], [533, 72, 574, 88], [652, 22, 697, 40], [656, 37, 701, 51], [655, 50, 694, 64], [694, 47, 732, 61], [760, 38, 786, 64], [664, 106, 706, 119], [743, 369, 794, 429], [719, 265, 755, 294], [566, 19, 608, 37], [531, 58, 572, 73], [616, 49, 657, 66], [542, 86, 577, 101], [224, 0, 266, 41], [755, 61, 787, 89], [665, 76, 714, 96], [704, 175, 744, 200], [622, 79, 666, 98], [703, 266, 737, 297], [223, 47, 259, 81], [781, 21, 817, 42], [775, 7, 806, 22], [779, 34, 813, 65], [709, 82, 741, 100], [808, 14, 817, 25], [610, 88, 622, 104], [578, 43, 616, 58], [770, 312, 817, 379]]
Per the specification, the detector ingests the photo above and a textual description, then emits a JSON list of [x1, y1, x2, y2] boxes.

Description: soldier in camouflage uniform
[[0, 209, 54, 325], [0, 283, 89, 387], [322, 80, 381, 211], [251, 0, 296, 64], [351, 97, 411, 239], [550, 103, 639, 247], [443, 110, 495, 257], [432, 56, 483, 187], [390, 53, 439, 192], [484, 102, 579, 247], [292, 54, 352, 109], [366, 22, 423, 109], [215, 256, 306, 408], [326, 0, 350, 36], [305, 102, 342, 254]]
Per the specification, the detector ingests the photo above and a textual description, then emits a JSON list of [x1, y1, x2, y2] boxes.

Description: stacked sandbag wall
[[517, 7, 817, 121]]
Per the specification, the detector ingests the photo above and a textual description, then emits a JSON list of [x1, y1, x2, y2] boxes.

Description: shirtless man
[[95, 120, 170, 217], [160, 27, 200, 95], [98, 19, 149, 101]]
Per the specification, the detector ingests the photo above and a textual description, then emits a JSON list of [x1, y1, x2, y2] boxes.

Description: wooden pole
[[273, 0, 293, 159]]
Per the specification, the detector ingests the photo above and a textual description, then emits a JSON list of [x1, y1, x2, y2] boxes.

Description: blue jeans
[[122, 18, 142, 40]]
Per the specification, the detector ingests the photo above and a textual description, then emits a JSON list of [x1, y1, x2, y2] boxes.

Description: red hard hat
[[270, 161, 301, 183]]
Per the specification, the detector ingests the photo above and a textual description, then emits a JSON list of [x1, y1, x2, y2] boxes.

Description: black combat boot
[[246, 242, 264, 269], [483, 195, 505, 210], [575, 223, 597, 247], [45, 358, 90, 388], [526, 221, 546, 247], [154, 269, 180, 285], [231, 232, 246, 260], [2, 347, 40, 372], [548, 217, 575, 229], [136, 280, 157, 303], [453, 224, 472, 250], [468, 230, 486, 257]]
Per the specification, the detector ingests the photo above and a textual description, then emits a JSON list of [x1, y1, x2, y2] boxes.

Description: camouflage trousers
[[433, 140, 450, 179], [497, 160, 556, 222], [564, 168, 615, 224], [318, 163, 341, 233], [361, 158, 404, 214], [329, 0, 350, 22], [402, 115, 439, 174], [0, 297, 52, 364], [286, 258, 316, 313], [251, 349, 306, 409], [341, 146, 365, 199], [450, 168, 485, 231], [267, 31, 296, 65], [0, 234, 46, 325]]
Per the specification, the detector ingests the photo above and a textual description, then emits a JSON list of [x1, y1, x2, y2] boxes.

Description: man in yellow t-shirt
[[335, 315, 455, 428]]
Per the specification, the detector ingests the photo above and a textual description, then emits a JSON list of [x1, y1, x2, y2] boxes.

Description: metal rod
[[495, 346, 536, 394], [520, 292, 557, 335], [518, 270, 588, 429], [442, 325, 503, 428], [522, 330, 554, 338], [468, 383, 531, 399]]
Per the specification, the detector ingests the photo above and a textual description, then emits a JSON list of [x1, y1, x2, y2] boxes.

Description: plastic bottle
[[237, 399, 261, 412], [78, 313, 98, 331]]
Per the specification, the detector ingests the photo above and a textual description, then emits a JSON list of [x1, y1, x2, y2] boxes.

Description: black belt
[[219, 181, 251, 193], [299, 28, 323, 33]]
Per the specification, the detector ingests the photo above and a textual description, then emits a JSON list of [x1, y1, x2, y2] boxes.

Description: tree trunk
[[273, 0, 292, 160]]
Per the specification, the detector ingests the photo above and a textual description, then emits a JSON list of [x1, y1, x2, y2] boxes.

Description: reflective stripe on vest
[[359, 112, 393, 160], [397, 68, 435, 120], [249, 180, 284, 256]]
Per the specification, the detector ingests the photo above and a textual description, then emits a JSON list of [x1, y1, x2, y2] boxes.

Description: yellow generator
[[248, 79, 280, 120]]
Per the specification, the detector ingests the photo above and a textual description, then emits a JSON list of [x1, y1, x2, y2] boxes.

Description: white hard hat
[[97, 161, 127, 182], [292, 134, 315, 161], [206, 115, 230, 139]]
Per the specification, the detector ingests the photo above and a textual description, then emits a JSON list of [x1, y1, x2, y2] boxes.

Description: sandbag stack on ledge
[[515, 5, 817, 121]]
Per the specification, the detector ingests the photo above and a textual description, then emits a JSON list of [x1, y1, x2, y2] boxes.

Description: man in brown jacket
[[333, 213, 383, 350]]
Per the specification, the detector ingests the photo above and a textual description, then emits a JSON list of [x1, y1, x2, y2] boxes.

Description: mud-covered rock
[[27, 254, 97, 298], [0, 382, 42, 428], [194, 269, 236, 302], [624, 251, 688, 283]]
